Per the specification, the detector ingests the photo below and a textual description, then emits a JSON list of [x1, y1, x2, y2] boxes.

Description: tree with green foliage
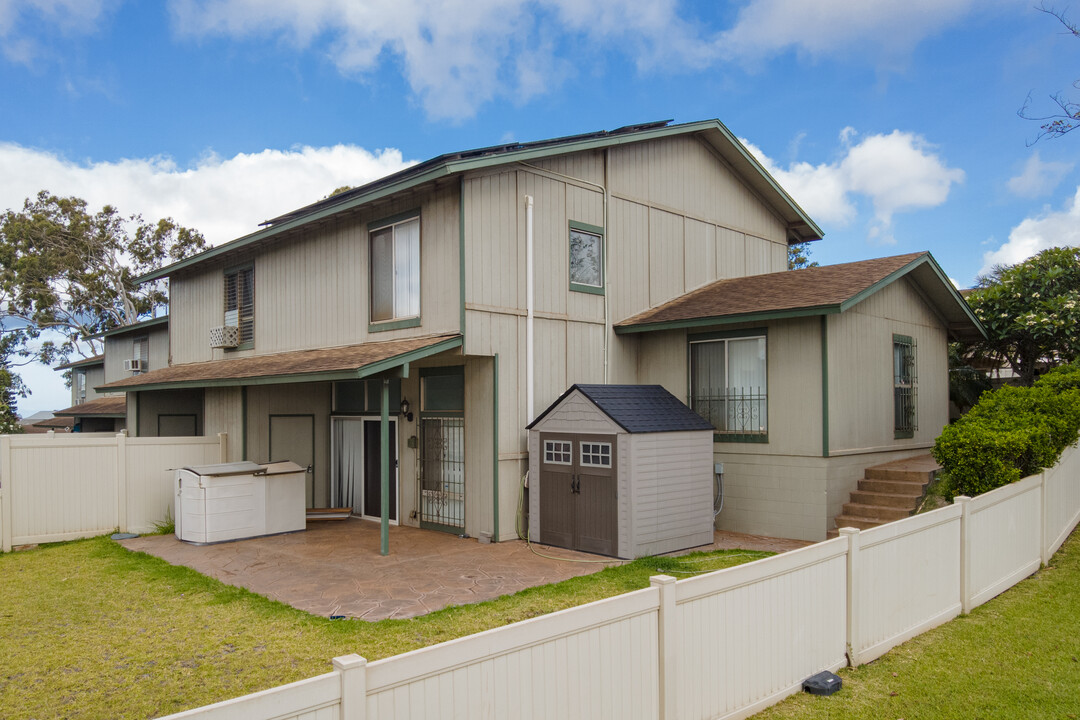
[[787, 241, 818, 270], [964, 246, 1080, 386], [0, 191, 206, 411]]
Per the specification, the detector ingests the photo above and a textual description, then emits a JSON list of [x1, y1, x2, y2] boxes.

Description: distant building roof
[[615, 252, 985, 342], [31, 416, 75, 430], [528, 384, 714, 434]]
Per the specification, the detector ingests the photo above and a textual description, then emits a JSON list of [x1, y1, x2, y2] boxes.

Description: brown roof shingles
[[98, 333, 461, 391], [53, 396, 128, 417], [617, 253, 927, 329]]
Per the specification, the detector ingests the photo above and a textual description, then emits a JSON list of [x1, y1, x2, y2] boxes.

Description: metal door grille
[[420, 417, 465, 533]]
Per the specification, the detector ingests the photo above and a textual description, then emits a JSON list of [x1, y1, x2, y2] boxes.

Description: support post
[[333, 654, 367, 720], [116, 432, 128, 533], [1039, 471, 1051, 566], [1, 435, 11, 552], [218, 432, 228, 464], [651, 574, 677, 720], [838, 527, 860, 667], [380, 378, 390, 557], [957, 495, 973, 613]]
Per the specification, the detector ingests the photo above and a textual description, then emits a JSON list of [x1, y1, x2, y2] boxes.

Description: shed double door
[[538, 433, 617, 557]]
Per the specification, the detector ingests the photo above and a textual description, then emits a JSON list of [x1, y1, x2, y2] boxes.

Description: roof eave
[[614, 305, 842, 335]]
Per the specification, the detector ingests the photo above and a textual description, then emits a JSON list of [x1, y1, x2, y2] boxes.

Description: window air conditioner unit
[[124, 358, 143, 372], [210, 325, 240, 348]]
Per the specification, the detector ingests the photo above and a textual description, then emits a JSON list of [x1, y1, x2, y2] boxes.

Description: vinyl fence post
[[1039, 471, 1051, 566], [333, 654, 367, 720], [116, 432, 128, 533], [838, 527, 860, 667], [651, 574, 678, 720], [956, 496, 973, 614], [218, 432, 228, 464], [1, 435, 11, 552]]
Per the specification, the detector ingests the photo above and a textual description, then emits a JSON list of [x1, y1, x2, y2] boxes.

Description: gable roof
[[96, 334, 461, 393], [615, 252, 986, 342], [91, 315, 168, 339], [136, 119, 823, 283], [55, 354, 105, 371], [528, 384, 714, 434]]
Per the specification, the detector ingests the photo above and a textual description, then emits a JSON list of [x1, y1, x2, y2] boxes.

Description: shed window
[[689, 333, 768, 439], [544, 440, 572, 465], [371, 215, 420, 323], [580, 442, 612, 468], [224, 266, 254, 347], [894, 334, 917, 438], [569, 221, 604, 293]]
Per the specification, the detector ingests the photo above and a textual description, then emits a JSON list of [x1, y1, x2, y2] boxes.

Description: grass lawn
[[0, 536, 770, 720], [754, 530, 1080, 720]]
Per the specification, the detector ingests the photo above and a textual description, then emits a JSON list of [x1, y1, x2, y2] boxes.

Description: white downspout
[[525, 194, 535, 423]]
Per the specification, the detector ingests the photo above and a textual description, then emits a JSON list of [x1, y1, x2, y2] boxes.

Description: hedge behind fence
[[933, 364, 1080, 496]]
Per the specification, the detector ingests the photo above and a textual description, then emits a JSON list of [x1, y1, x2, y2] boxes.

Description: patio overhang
[[95, 333, 463, 393], [53, 396, 128, 418]]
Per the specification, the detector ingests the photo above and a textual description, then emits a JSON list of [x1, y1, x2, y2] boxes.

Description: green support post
[[381, 378, 390, 556]]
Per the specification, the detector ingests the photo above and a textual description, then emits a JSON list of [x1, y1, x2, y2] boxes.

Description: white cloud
[[0, 142, 414, 246], [166, 0, 716, 120], [0, 0, 111, 63], [979, 186, 1080, 275], [718, 0, 981, 65], [745, 129, 964, 242], [1006, 151, 1074, 198]]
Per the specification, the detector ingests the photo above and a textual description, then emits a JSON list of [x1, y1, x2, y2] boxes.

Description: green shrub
[[933, 364, 1080, 496]]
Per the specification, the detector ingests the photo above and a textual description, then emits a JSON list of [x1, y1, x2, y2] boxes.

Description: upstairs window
[[224, 266, 254, 347], [132, 335, 149, 375], [569, 221, 604, 294], [370, 214, 420, 324], [894, 334, 917, 438], [689, 333, 768, 440], [76, 371, 87, 404]]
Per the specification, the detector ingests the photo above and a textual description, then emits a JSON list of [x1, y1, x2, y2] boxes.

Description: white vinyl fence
[[154, 442, 1080, 720], [0, 431, 226, 551]]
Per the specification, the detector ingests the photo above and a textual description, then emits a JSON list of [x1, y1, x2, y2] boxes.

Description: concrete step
[[850, 490, 922, 509], [833, 515, 884, 531], [826, 529, 839, 539], [841, 502, 912, 522], [864, 467, 935, 483], [858, 478, 928, 495]]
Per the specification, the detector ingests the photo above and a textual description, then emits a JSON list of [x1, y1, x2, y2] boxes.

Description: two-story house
[[98, 119, 983, 542], [53, 316, 170, 433]]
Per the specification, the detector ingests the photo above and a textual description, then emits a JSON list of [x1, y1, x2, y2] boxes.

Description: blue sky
[[4, 0, 1080, 414]]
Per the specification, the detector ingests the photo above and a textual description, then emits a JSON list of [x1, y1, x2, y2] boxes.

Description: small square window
[[544, 440, 572, 465], [580, 442, 612, 468]]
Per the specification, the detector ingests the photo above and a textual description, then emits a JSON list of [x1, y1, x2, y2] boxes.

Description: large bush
[[933, 364, 1080, 496]]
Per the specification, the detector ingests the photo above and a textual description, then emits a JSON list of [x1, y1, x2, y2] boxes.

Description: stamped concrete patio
[[120, 520, 810, 621]]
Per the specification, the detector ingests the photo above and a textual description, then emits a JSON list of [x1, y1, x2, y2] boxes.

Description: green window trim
[[369, 210, 422, 326], [420, 365, 465, 415], [688, 328, 769, 441], [893, 333, 917, 439], [368, 317, 421, 333], [223, 263, 255, 350], [568, 220, 605, 295]]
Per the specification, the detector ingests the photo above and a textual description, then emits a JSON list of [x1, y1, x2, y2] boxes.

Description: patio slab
[[119, 521, 809, 621]]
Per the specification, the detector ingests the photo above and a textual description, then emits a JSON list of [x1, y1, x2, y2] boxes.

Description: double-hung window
[[132, 335, 149, 375], [224, 266, 254, 348], [689, 332, 768, 440], [76, 371, 87, 404], [370, 213, 420, 326], [893, 334, 917, 438]]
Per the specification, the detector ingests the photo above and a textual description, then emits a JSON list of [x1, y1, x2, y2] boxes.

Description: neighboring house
[[51, 316, 169, 433], [20, 411, 71, 433], [96, 119, 983, 542]]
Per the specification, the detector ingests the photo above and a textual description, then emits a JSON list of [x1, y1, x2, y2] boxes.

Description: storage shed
[[527, 384, 716, 559]]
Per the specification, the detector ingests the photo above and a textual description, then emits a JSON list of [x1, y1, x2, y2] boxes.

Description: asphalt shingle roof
[[529, 384, 714, 433]]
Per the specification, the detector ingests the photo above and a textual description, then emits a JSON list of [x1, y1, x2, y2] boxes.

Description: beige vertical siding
[[80, 365, 106, 404], [104, 325, 169, 383], [464, 357, 494, 538], [828, 278, 949, 453], [204, 387, 244, 462], [245, 383, 332, 507], [629, 430, 714, 557], [169, 183, 460, 365]]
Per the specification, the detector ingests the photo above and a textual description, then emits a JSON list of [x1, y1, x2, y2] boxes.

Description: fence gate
[[420, 417, 465, 533]]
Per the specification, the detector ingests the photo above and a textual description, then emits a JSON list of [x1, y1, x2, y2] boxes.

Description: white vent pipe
[[525, 194, 535, 423]]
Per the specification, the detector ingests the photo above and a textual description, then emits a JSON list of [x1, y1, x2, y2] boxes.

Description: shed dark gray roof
[[529, 384, 714, 434]]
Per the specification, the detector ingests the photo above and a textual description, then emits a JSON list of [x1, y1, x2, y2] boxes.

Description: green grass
[[754, 531, 1080, 720], [0, 537, 769, 720]]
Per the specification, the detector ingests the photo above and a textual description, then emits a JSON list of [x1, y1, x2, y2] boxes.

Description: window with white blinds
[[370, 215, 420, 323]]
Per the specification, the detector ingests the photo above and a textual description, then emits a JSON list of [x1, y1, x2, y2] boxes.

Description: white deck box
[[175, 461, 306, 544]]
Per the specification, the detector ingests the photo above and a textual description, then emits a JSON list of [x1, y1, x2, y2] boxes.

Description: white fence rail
[[6, 440, 1078, 720], [0, 432, 226, 551]]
